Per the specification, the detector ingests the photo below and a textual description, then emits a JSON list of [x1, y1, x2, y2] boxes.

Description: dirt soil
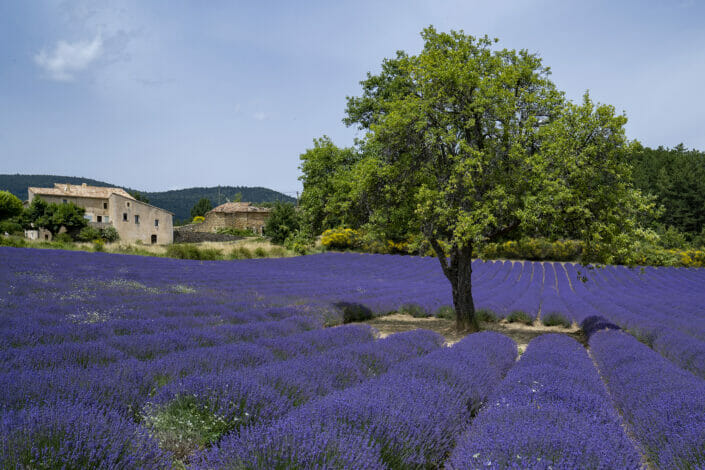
[[365, 313, 586, 353]]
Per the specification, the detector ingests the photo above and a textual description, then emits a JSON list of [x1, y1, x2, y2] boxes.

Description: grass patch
[[143, 396, 234, 461], [542, 312, 572, 328], [476, 308, 499, 323], [166, 244, 222, 260], [435, 305, 455, 320], [506, 310, 534, 325], [398, 303, 429, 318]]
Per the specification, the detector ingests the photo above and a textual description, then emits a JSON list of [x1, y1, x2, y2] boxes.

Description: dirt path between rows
[[365, 313, 586, 353]]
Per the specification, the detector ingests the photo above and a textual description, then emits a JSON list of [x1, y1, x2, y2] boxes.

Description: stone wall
[[109, 194, 174, 244], [199, 211, 269, 234], [173, 230, 242, 244]]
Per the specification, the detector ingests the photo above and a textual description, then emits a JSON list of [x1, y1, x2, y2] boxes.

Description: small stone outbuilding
[[200, 202, 271, 235]]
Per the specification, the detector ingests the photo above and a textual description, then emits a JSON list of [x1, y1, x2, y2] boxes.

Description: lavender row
[[447, 334, 642, 469], [0, 399, 171, 469], [144, 329, 444, 460], [193, 331, 517, 469], [590, 330, 705, 469], [0, 323, 376, 418]]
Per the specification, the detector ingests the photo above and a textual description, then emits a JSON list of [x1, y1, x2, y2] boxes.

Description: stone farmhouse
[[28, 183, 174, 244], [199, 202, 271, 235]]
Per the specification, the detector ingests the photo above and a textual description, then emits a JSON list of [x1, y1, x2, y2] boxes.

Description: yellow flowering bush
[[192, 216, 205, 224], [321, 228, 360, 250]]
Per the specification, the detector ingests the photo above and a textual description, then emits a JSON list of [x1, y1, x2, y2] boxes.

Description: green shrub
[[264, 202, 300, 244], [253, 247, 267, 258], [0, 190, 24, 220], [480, 238, 583, 261], [54, 233, 74, 243], [229, 247, 253, 259], [435, 306, 455, 320], [0, 235, 27, 247], [542, 312, 571, 328], [476, 308, 499, 323], [0, 219, 23, 235], [336, 302, 374, 323], [77, 226, 101, 242], [284, 230, 312, 255], [100, 226, 120, 242], [269, 245, 287, 257], [506, 310, 533, 325], [216, 227, 256, 237], [398, 303, 428, 318], [166, 244, 222, 260], [92, 240, 105, 252]]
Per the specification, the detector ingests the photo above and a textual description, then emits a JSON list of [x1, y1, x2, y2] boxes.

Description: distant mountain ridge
[[0, 174, 295, 221]]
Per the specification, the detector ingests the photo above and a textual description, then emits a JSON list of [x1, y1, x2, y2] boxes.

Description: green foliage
[[298, 137, 368, 234], [21, 197, 87, 236], [0, 190, 24, 220], [253, 247, 267, 258], [435, 306, 455, 320], [166, 244, 222, 260], [0, 235, 28, 248], [506, 310, 534, 325], [264, 202, 300, 244], [475, 309, 499, 323], [229, 247, 253, 259], [542, 312, 572, 328], [130, 191, 150, 204], [0, 219, 23, 235], [77, 226, 101, 242], [100, 226, 120, 242], [317, 26, 656, 329], [398, 303, 429, 318], [92, 239, 105, 252], [481, 238, 583, 261], [190, 198, 213, 219], [54, 233, 74, 243], [284, 229, 313, 255], [144, 395, 235, 461], [336, 302, 374, 323], [216, 227, 255, 237], [630, 143, 705, 235]]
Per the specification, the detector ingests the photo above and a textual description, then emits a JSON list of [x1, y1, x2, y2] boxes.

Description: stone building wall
[[199, 211, 269, 234], [109, 194, 174, 244]]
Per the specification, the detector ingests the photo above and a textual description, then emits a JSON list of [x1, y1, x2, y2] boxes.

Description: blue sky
[[1, 1, 704, 195]]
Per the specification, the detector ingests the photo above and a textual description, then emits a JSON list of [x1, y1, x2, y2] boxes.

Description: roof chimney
[[82, 183, 87, 187]]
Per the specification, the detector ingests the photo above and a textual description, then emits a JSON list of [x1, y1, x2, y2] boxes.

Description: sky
[[1, 1, 704, 195]]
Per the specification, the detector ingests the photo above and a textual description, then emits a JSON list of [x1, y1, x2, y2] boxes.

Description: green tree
[[0, 190, 24, 220], [190, 198, 213, 219], [21, 197, 87, 237], [264, 202, 300, 244], [336, 27, 654, 331], [298, 137, 369, 234], [130, 192, 150, 204]]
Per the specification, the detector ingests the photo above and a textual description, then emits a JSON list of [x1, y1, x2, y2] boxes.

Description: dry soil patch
[[366, 313, 585, 352]]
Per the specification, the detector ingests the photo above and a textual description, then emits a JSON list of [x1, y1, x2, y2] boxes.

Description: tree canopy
[[0, 190, 24, 220], [301, 27, 655, 331], [190, 198, 213, 219]]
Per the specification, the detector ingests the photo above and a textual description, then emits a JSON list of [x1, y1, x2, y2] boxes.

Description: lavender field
[[1, 246, 704, 469]]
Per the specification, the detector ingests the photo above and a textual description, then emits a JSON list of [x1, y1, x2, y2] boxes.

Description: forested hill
[[0, 175, 295, 221]]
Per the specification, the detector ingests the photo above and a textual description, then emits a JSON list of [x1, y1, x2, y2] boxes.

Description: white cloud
[[35, 36, 103, 81]]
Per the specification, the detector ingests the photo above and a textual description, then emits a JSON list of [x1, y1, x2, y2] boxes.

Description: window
[[103, 216, 109, 223], [126, 202, 131, 208], [151, 234, 157, 244], [84, 214, 93, 222], [96, 216, 102, 223], [62, 199, 67, 204], [134, 215, 140, 224], [154, 219, 159, 227], [123, 213, 128, 221], [103, 202, 108, 209]]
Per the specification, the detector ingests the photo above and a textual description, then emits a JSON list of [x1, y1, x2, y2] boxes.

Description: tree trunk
[[429, 239, 479, 333], [451, 244, 479, 332]]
